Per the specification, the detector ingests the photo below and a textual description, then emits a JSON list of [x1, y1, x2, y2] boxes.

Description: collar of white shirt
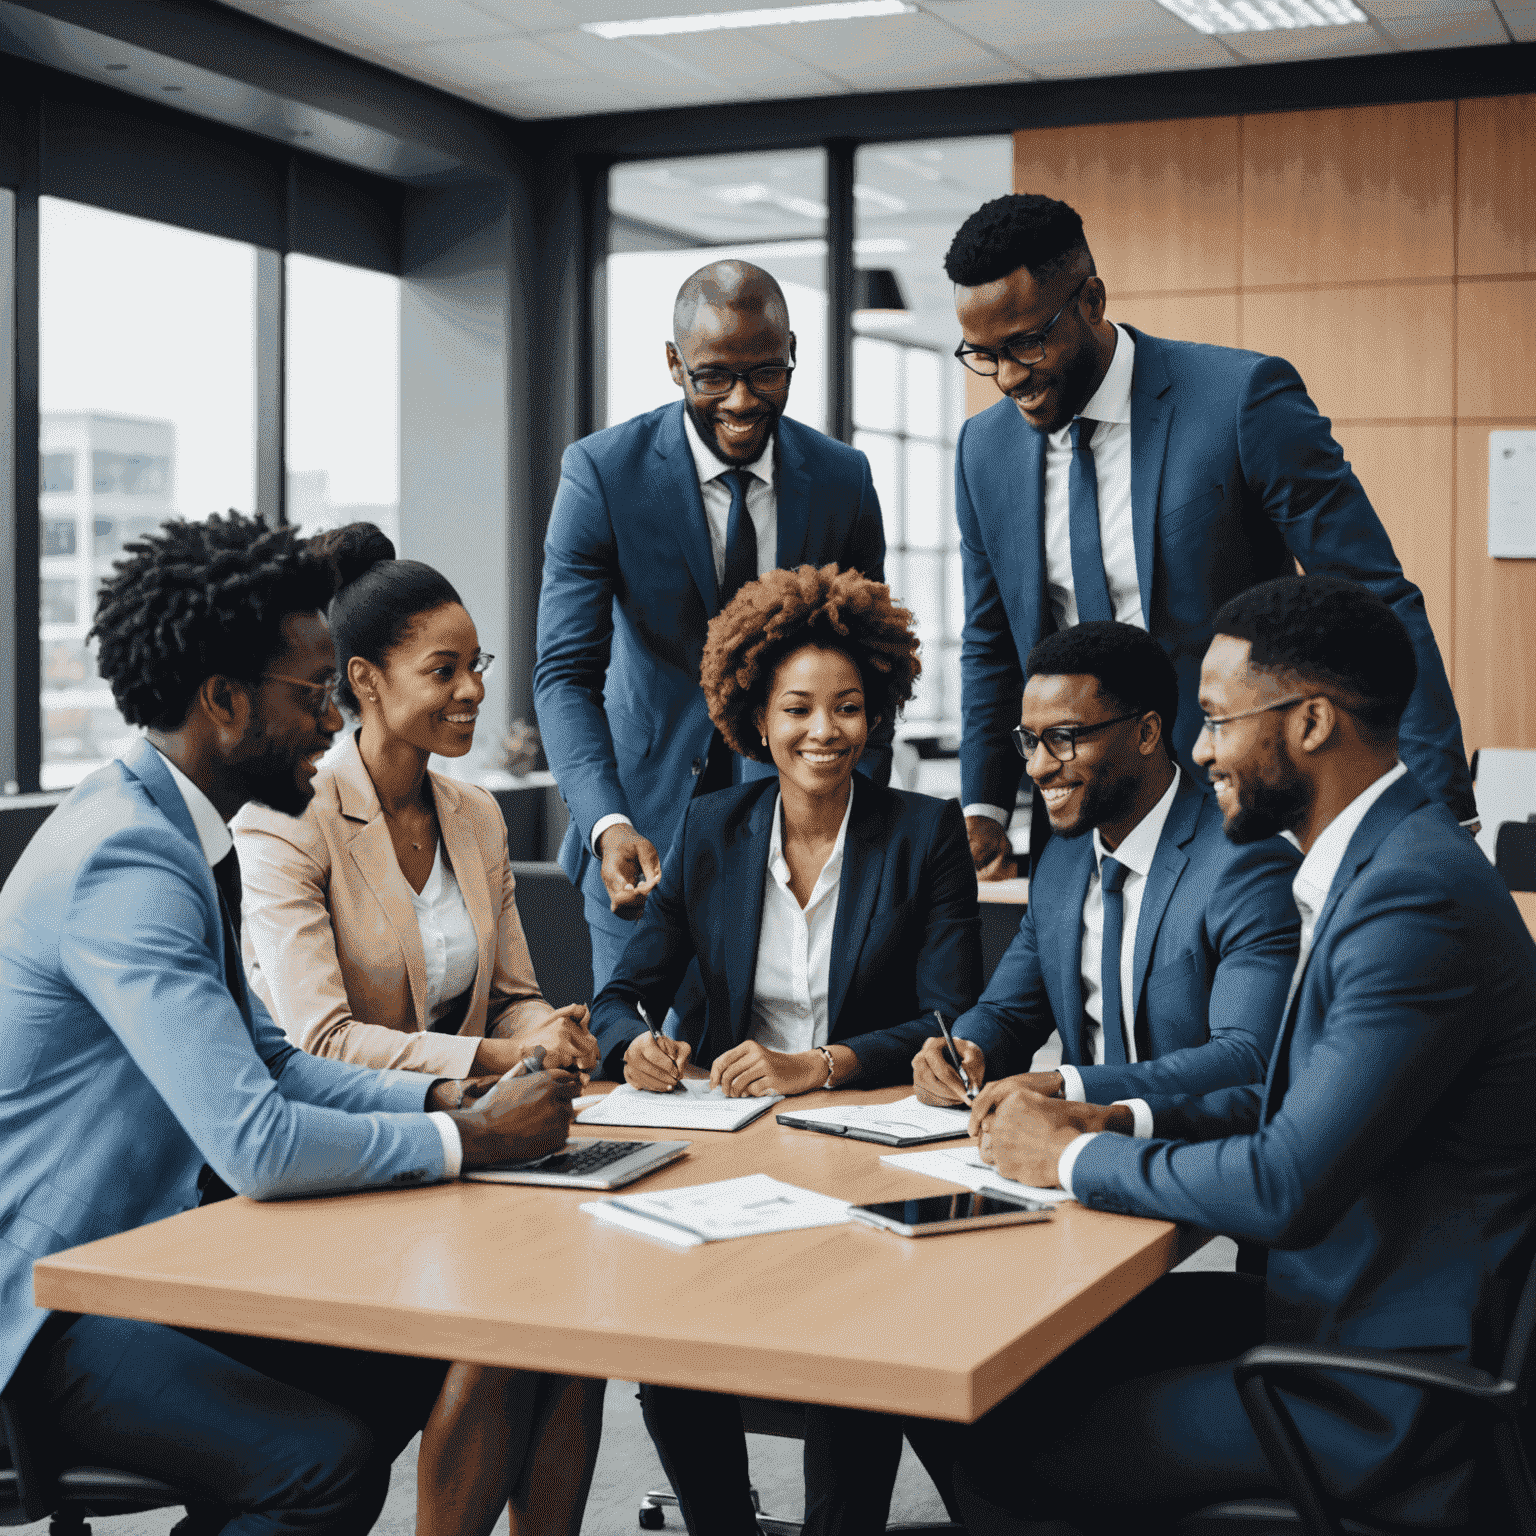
[[1290, 760, 1408, 928], [1091, 764, 1181, 881], [768, 785, 855, 906], [682, 406, 777, 492], [1049, 322, 1135, 446], [151, 743, 233, 867]]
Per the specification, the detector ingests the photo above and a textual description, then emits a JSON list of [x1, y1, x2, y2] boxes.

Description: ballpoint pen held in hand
[[637, 1000, 683, 1090], [934, 1010, 977, 1104]]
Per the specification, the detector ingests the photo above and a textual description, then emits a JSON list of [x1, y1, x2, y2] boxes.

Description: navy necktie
[[1098, 855, 1129, 1067], [1068, 417, 1114, 623], [212, 849, 245, 1008], [719, 468, 756, 610]]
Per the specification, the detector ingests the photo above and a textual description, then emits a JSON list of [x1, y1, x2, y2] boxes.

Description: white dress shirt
[[409, 842, 481, 1026], [749, 790, 853, 1055], [1056, 759, 1409, 1199], [591, 412, 779, 854], [966, 324, 1140, 831], [169, 746, 464, 1177]]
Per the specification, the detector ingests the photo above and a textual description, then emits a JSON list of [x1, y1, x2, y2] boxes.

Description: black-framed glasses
[[262, 673, 340, 716], [1198, 694, 1310, 739], [954, 276, 1090, 377], [679, 361, 795, 397], [1012, 707, 1145, 762]]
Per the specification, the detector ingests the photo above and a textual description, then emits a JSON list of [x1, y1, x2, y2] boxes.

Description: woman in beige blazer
[[234, 523, 601, 1536]]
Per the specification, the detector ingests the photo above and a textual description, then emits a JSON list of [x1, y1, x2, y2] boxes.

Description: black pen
[[637, 1001, 682, 1091], [933, 1009, 977, 1104]]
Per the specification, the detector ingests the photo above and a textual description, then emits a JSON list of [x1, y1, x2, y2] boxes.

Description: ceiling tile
[[470, 77, 650, 116], [1221, 21, 1387, 58], [1503, 5, 1536, 40], [298, 0, 513, 47], [625, 30, 850, 93], [461, 0, 577, 30], [759, 12, 1026, 89], [1376, 8, 1509, 44], [1360, 0, 1485, 16], [410, 33, 592, 85]]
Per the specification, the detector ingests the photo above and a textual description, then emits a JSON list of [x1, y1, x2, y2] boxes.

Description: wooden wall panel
[[1242, 282, 1454, 422], [1112, 293, 1239, 350], [1457, 95, 1536, 277], [1242, 103, 1456, 287], [1457, 280, 1536, 420], [1453, 421, 1536, 751], [1331, 423, 1454, 655], [1013, 117, 1242, 294]]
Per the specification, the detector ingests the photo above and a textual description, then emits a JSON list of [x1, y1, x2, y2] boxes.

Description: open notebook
[[577, 1080, 782, 1133], [776, 1095, 972, 1147]]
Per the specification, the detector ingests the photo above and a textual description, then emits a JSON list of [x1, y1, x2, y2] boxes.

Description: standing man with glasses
[[536, 259, 886, 1001], [914, 622, 1299, 1137], [946, 194, 1474, 880]]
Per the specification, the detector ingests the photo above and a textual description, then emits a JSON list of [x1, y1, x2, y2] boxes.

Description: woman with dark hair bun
[[588, 564, 982, 1536], [233, 523, 602, 1536]]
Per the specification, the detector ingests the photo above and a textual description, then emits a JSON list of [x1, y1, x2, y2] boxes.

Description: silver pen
[[933, 1009, 977, 1104], [636, 1001, 682, 1091]]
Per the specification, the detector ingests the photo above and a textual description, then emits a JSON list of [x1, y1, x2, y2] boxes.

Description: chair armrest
[[1235, 1344, 1520, 1412]]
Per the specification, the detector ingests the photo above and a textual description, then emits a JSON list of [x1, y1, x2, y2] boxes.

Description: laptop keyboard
[[491, 1140, 646, 1175]]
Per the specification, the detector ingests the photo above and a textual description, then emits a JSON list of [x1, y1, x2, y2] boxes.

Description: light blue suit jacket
[[0, 738, 446, 1391], [534, 402, 885, 929], [956, 330, 1475, 822]]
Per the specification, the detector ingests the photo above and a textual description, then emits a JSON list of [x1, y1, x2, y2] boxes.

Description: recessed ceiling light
[[1155, 0, 1366, 32], [583, 0, 914, 42]]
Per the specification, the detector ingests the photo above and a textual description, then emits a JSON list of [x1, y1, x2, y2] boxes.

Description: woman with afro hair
[[589, 563, 981, 1536]]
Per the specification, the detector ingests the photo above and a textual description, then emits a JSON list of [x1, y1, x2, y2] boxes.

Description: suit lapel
[[655, 403, 721, 615], [1129, 776, 1201, 1020], [432, 774, 494, 1008], [774, 420, 811, 569], [1040, 841, 1095, 1062], [1127, 329, 1172, 625], [723, 790, 777, 1044], [828, 781, 888, 1030]]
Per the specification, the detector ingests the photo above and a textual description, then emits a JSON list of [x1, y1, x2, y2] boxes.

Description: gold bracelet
[[815, 1045, 836, 1090]]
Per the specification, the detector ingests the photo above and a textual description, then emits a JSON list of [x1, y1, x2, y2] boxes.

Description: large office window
[[606, 150, 828, 434], [285, 254, 401, 550], [38, 199, 258, 789]]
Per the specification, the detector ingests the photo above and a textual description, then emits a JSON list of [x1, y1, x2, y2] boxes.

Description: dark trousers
[[19, 1313, 448, 1536], [640, 1384, 904, 1536], [905, 1273, 1276, 1534]]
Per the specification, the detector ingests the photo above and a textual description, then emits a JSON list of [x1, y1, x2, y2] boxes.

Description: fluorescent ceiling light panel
[[583, 0, 914, 41], [1155, 0, 1367, 31]]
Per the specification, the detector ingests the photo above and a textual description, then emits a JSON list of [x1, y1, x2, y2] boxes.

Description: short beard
[[683, 392, 779, 466], [1048, 767, 1141, 841], [239, 727, 314, 819], [1225, 767, 1313, 846]]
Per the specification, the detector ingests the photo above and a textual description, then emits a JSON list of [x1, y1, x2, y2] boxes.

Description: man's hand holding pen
[[913, 1034, 988, 1106], [970, 1082, 1134, 1188]]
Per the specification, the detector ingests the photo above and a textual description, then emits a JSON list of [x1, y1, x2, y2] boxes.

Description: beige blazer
[[233, 733, 553, 1076]]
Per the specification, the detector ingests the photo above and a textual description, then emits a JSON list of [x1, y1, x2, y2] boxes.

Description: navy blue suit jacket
[[534, 403, 885, 924], [589, 778, 980, 1084], [956, 331, 1474, 821], [1072, 773, 1536, 1511], [957, 772, 1301, 1103]]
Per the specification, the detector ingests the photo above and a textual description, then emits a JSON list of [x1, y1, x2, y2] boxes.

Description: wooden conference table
[[33, 1084, 1175, 1424]]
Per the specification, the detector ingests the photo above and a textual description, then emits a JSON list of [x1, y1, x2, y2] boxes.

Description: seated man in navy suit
[[0, 514, 579, 1536], [910, 576, 1536, 1533], [535, 260, 885, 993], [915, 621, 1300, 1122]]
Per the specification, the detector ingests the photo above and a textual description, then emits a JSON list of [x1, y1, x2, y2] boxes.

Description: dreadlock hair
[[700, 565, 921, 761], [944, 193, 1094, 288], [90, 511, 334, 731]]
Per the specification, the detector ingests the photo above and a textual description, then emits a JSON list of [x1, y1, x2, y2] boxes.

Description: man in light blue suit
[[946, 194, 1475, 883], [0, 515, 577, 1536], [914, 621, 1300, 1119], [535, 261, 885, 991], [914, 577, 1536, 1533]]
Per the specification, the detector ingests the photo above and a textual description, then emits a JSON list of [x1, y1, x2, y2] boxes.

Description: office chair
[[1178, 1247, 1536, 1536], [637, 1395, 962, 1532], [1, 1389, 198, 1536], [507, 861, 593, 1007]]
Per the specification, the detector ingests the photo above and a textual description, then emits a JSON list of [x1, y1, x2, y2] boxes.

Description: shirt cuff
[[963, 803, 1010, 828], [1057, 1132, 1097, 1199], [1058, 1064, 1084, 1101], [428, 1111, 463, 1179], [1114, 1098, 1154, 1139], [590, 813, 633, 857]]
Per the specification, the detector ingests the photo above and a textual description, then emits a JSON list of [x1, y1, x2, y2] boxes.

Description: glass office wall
[[606, 149, 828, 434], [851, 136, 1012, 742], [38, 199, 258, 789], [285, 254, 401, 550]]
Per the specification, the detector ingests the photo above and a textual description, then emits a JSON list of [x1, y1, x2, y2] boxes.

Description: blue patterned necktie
[[1068, 417, 1114, 623], [719, 468, 756, 609]]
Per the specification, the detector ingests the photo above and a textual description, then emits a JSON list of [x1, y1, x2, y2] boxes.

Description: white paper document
[[576, 1081, 782, 1132], [778, 1095, 972, 1144], [581, 1173, 851, 1249], [880, 1147, 1073, 1205]]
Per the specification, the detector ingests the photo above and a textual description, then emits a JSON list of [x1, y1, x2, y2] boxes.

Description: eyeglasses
[[262, 673, 341, 716], [1198, 695, 1310, 739], [679, 361, 795, 397], [954, 276, 1090, 377], [1012, 707, 1145, 763]]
